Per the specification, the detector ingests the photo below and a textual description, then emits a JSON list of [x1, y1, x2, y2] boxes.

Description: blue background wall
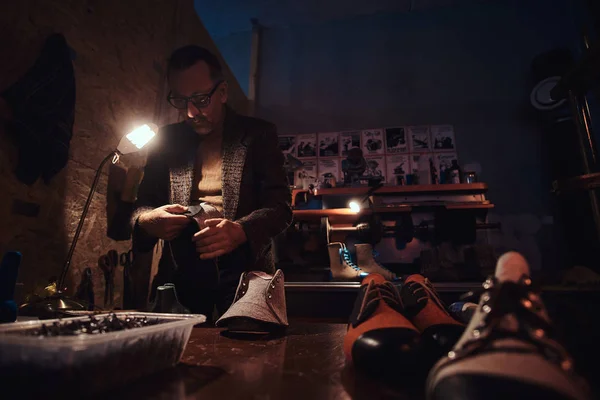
[[196, 0, 588, 270]]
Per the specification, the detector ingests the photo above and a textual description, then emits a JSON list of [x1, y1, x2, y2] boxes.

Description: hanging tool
[[120, 249, 134, 309], [98, 250, 118, 308]]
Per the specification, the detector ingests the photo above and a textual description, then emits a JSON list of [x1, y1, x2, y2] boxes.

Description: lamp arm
[[58, 151, 119, 290]]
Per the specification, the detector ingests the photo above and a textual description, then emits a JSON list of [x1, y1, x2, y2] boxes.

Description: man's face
[[168, 61, 228, 135]]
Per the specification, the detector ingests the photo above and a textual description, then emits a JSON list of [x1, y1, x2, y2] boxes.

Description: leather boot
[[355, 243, 398, 281], [328, 242, 367, 281], [426, 252, 591, 400]]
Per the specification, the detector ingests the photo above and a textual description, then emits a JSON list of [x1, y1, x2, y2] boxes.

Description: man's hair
[[167, 45, 223, 80]]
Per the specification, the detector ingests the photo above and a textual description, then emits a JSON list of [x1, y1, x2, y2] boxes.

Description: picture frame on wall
[[434, 152, 458, 183], [318, 132, 340, 157], [297, 133, 317, 158], [318, 158, 340, 182], [278, 135, 297, 157], [364, 155, 386, 180], [339, 131, 361, 156], [408, 126, 431, 152], [386, 154, 410, 185], [431, 125, 456, 151], [361, 129, 385, 155], [385, 127, 408, 154], [294, 159, 318, 188]]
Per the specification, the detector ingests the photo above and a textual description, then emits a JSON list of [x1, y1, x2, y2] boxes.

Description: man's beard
[[186, 116, 213, 135]]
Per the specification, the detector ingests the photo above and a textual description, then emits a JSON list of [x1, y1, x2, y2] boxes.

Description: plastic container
[[0, 312, 206, 396]]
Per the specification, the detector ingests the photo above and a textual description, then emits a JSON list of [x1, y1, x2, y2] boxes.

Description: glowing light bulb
[[126, 124, 156, 149], [349, 201, 361, 213]]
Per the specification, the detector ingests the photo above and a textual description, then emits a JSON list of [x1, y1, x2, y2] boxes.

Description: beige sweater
[[191, 132, 223, 212]]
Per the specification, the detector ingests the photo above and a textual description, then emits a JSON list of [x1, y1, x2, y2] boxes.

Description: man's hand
[[192, 218, 247, 260], [137, 204, 190, 241]]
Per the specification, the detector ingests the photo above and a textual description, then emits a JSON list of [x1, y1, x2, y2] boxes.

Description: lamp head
[[348, 201, 361, 213], [117, 123, 158, 155]]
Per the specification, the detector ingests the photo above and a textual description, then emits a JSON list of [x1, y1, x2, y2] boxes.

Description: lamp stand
[[19, 151, 120, 319], [58, 151, 120, 289]]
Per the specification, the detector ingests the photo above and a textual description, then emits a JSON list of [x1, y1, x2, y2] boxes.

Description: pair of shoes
[[328, 242, 398, 281], [427, 252, 591, 400], [344, 273, 465, 377]]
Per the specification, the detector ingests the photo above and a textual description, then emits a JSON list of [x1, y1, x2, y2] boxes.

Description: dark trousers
[[150, 236, 247, 321]]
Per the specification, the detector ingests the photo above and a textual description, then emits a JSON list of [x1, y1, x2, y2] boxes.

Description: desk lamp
[[20, 124, 157, 318]]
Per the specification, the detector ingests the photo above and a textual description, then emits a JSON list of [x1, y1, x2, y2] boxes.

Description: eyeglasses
[[167, 80, 224, 110]]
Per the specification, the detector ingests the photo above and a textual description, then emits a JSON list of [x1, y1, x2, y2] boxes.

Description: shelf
[[445, 203, 494, 210], [293, 202, 493, 222], [313, 183, 488, 196], [293, 206, 413, 223]]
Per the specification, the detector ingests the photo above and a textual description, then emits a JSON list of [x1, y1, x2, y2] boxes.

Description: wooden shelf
[[293, 202, 492, 223], [295, 183, 487, 197], [293, 206, 412, 222], [445, 203, 494, 210]]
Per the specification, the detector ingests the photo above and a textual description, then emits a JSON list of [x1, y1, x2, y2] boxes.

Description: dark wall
[[250, 0, 586, 270]]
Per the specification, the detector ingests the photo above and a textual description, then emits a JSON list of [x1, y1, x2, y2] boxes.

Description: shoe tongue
[[495, 252, 530, 283], [361, 273, 386, 285], [405, 274, 426, 284]]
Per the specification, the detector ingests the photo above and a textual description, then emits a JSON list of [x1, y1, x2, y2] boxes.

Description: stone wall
[[0, 0, 248, 307]]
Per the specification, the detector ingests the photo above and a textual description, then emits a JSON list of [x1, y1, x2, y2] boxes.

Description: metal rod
[[580, 96, 598, 167], [58, 151, 118, 289], [248, 18, 262, 117], [568, 90, 592, 174]]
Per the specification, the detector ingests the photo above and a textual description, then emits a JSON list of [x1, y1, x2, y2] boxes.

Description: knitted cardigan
[[130, 108, 292, 273]]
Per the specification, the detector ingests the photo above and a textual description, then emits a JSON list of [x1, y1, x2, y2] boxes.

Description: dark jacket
[[131, 108, 292, 273]]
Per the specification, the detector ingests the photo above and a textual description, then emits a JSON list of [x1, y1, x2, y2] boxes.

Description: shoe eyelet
[[482, 279, 493, 290], [448, 351, 457, 359], [533, 328, 545, 338], [482, 305, 491, 314], [521, 299, 532, 309], [268, 294, 272, 299], [473, 329, 481, 338], [481, 293, 490, 303]]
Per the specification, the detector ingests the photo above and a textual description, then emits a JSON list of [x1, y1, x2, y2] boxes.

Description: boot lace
[[340, 247, 362, 272]]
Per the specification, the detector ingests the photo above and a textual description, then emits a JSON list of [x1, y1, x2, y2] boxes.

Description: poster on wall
[[431, 125, 456, 151], [385, 127, 408, 154], [294, 159, 318, 188], [297, 133, 317, 158], [409, 153, 434, 184], [339, 131, 361, 156], [278, 135, 297, 157], [408, 126, 431, 152], [386, 154, 410, 185], [434, 152, 458, 183], [361, 129, 385, 155], [364, 156, 386, 180], [318, 158, 340, 182], [318, 132, 340, 157]]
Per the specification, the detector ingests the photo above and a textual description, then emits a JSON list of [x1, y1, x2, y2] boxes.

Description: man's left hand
[[192, 218, 247, 260]]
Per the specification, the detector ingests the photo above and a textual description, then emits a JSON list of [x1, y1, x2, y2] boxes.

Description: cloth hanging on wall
[[1, 33, 76, 185]]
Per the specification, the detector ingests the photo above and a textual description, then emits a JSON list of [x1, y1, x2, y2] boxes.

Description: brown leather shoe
[[344, 274, 421, 377]]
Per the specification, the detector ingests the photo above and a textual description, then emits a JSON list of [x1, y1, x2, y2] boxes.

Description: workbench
[[288, 183, 496, 269], [99, 322, 426, 400]]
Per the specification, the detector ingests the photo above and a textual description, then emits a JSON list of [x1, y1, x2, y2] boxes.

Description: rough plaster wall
[[0, 0, 248, 306]]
